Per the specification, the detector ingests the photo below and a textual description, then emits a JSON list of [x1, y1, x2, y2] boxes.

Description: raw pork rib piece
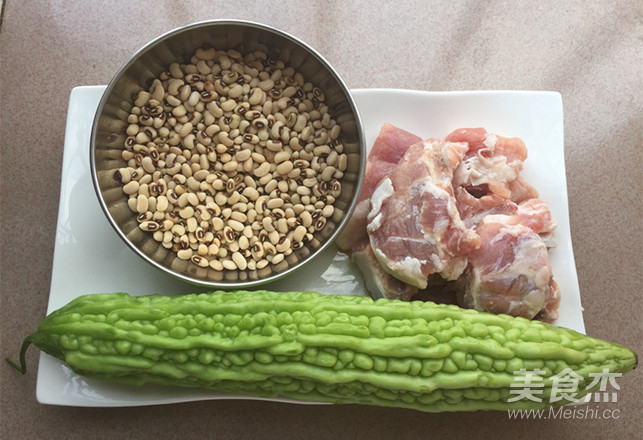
[[446, 127, 538, 201], [336, 124, 421, 300], [456, 214, 561, 321], [336, 124, 421, 253], [367, 140, 480, 289]]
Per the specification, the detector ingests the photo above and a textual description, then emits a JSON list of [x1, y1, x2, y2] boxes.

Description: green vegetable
[[7, 290, 637, 412]]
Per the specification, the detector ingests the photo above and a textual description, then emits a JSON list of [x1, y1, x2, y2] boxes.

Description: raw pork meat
[[456, 213, 561, 321], [335, 124, 421, 300], [336, 124, 421, 253], [446, 128, 560, 321], [366, 140, 480, 288], [446, 127, 538, 201], [337, 123, 560, 322]]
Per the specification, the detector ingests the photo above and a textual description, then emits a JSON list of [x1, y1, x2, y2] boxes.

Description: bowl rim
[[90, 19, 365, 289]]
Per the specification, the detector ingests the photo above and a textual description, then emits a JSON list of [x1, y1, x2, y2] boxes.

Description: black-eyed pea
[[211, 178, 225, 191], [261, 216, 276, 232], [288, 136, 302, 151], [137, 211, 153, 223], [187, 90, 201, 107], [293, 225, 307, 242], [230, 211, 247, 223], [314, 216, 327, 231], [262, 179, 276, 194], [138, 173, 153, 186], [285, 217, 297, 229], [197, 242, 208, 255], [275, 237, 290, 253], [278, 180, 291, 193], [228, 240, 240, 252], [185, 177, 199, 193], [177, 192, 190, 208], [274, 218, 287, 234], [179, 84, 192, 102], [246, 208, 258, 223], [322, 204, 334, 218], [271, 207, 286, 220], [217, 245, 229, 258], [227, 84, 243, 99], [213, 192, 226, 206], [228, 191, 242, 205], [179, 206, 195, 219], [222, 258, 237, 270], [127, 198, 137, 213], [274, 151, 290, 164], [223, 225, 236, 243], [135, 194, 148, 213], [329, 180, 342, 198], [231, 251, 247, 270], [152, 231, 163, 242], [300, 210, 313, 228], [227, 219, 245, 232], [235, 148, 252, 162], [177, 248, 193, 260], [221, 207, 232, 219], [205, 202, 221, 218], [276, 160, 293, 175], [266, 197, 284, 210], [330, 124, 341, 141], [152, 210, 165, 222], [296, 185, 311, 196], [122, 180, 140, 195], [231, 200, 248, 212], [186, 217, 198, 233], [254, 161, 271, 177], [209, 258, 224, 271], [162, 231, 173, 244], [208, 242, 220, 256], [321, 166, 336, 181], [271, 253, 285, 265], [194, 205, 209, 221], [251, 241, 264, 260], [191, 254, 209, 267], [242, 186, 259, 201], [312, 184, 324, 198], [255, 196, 268, 214], [171, 224, 186, 236], [160, 219, 174, 232], [263, 242, 277, 257], [267, 229, 280, 245], [239, 235, 250, 250], [248, 87, 264, 105]]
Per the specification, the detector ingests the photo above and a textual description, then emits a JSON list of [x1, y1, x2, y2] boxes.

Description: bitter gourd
[[7, 290, 637, 412]]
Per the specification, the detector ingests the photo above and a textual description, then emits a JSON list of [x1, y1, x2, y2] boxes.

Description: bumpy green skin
[[21, 290, 637, 412]]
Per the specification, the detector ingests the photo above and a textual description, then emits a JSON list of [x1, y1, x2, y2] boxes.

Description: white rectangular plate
[[36, 86, 583, 407]]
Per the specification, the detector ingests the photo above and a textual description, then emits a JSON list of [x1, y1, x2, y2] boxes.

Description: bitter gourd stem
[[5, 336, 33, 374]]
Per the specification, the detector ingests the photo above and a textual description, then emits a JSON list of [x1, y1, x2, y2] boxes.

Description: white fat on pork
[[366, 177, 394, 232]]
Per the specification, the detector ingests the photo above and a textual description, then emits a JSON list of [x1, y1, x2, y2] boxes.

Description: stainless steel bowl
[[91, 20, 364, 288]]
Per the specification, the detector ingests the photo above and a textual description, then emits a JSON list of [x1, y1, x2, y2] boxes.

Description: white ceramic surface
[[36, 86, 583, 407]]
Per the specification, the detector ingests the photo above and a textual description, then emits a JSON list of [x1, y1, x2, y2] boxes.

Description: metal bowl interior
[[91, 20, 364, 288]]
